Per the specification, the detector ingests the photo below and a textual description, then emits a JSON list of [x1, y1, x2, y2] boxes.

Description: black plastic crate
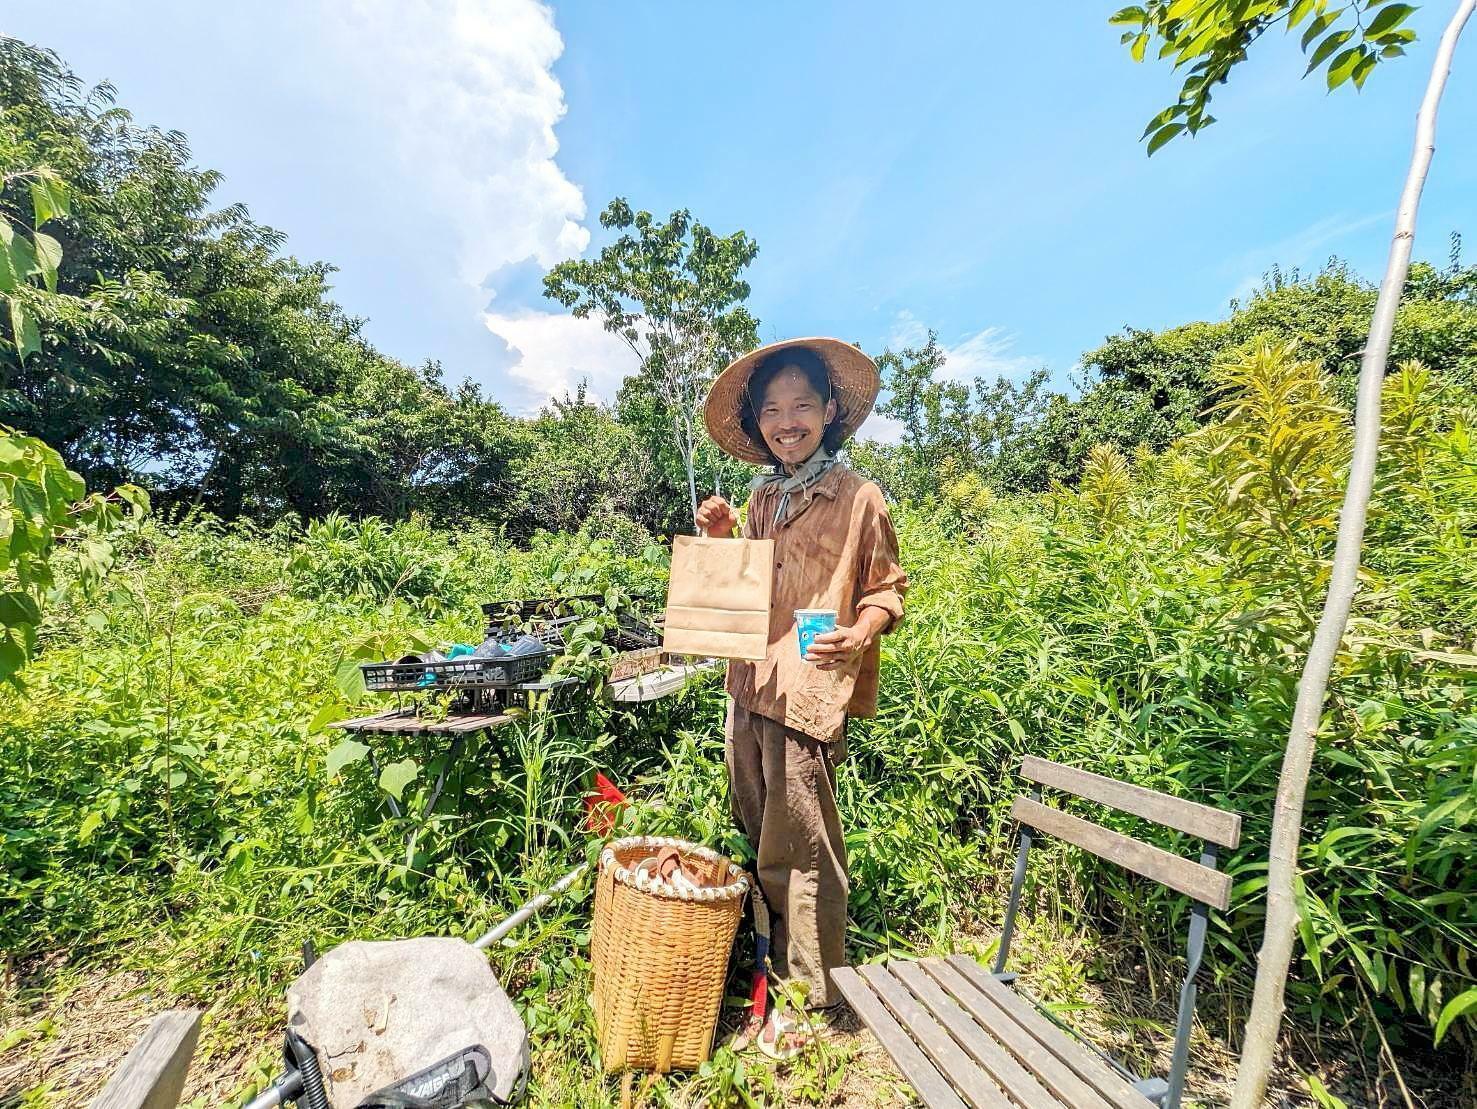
[[479, 594, 602, 624], [361, 648, 552, 693]]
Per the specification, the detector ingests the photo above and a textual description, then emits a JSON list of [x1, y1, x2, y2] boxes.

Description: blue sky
[[7, 2, 1474, 433]]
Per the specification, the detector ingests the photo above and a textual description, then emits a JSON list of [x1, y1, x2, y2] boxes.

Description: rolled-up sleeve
[[854, 488, 908, 631]]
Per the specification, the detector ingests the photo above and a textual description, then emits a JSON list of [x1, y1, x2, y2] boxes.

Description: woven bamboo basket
[[591, 836, 749, 1073]]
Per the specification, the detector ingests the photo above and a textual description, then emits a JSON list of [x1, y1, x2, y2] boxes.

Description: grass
[[1, 348, 1474, 1105]]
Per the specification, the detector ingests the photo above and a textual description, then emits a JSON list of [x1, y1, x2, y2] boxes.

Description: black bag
[[358, 1045, 495, 1107]]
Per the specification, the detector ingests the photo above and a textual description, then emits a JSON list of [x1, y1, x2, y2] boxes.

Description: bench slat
[[919, 959, 1116, 1109], [832, 967, 968, 1109], [91, 1009, 200, 1109], [1020, 757, 1241, 848], [889, 961, 1064, 1109], [859, 965, 1015, 1109], [1011, 797, 1231, 910], [946, 957, 1153, 1109]]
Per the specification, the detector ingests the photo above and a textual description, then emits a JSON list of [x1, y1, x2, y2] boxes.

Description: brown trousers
[[725, 700, 850, 1009]]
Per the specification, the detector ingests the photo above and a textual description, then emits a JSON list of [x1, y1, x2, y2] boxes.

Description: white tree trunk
[[1230, 3, 1476, 1105], [682, 419, 700, 532]]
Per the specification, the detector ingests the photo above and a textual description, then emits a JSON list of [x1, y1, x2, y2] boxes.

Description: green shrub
[[1, 344, 1473, 1084]]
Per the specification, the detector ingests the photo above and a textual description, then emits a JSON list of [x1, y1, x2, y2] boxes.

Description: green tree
[[0, 151, 144, 685], [0, 39, 444, 521], [543, 198, 760, 528], [1112, 0, 1422, 152], [515, 387, 662, 539], [1027, 253, 1477, 488], [304, 356, 532, 525], [854, 331, 1052, 499]]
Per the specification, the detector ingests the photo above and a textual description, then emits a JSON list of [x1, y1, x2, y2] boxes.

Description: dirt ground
[[2, 951, 1473, 1107]]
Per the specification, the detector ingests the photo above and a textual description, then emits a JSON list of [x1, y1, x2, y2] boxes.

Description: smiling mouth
[[774, 432, 808, 448]]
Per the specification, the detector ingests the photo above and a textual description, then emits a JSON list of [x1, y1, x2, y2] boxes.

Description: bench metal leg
[[1134, 1076, 1170, 1104], [992, 790, 1038, 976], [1165, 846, 1218, 1109]]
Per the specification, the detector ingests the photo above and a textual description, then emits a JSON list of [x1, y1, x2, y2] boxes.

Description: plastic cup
[[795, 609, 838, 662]]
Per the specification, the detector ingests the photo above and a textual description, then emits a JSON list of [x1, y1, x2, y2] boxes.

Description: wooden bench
[[833, 757, 1241, 1109], [90, 1009, 201, 1109]]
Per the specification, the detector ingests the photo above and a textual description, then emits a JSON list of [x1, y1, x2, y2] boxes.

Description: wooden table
[[329, 707, 520, 819], [331, 707, 518, 735], [329, 659, 719, 819]]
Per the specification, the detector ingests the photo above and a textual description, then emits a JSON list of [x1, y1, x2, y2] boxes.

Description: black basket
[[361, 648, 552, 693], [610, 612, 662, 651], [480, 594, 603, 625]]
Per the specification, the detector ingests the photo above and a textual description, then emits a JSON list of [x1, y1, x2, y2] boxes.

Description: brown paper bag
[[662, 534, 774, 661]]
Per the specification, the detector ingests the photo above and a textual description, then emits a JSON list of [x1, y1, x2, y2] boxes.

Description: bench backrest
[[1015, 755, 1240, 909], [998, 757, 1241, 1109]]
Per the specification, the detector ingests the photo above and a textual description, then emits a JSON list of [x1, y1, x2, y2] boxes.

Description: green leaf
[[29, 174, 69, 226], [1365, 3, 1415, 37], [0, 591, 42, 629], [378, 757, 419, 801], [292, 790, 315, 835], [78, 810, 104, 845], [1140, 103, 1187, 139], [1301, 10, 1339, 52], [10, 298, 40, 363], [307, 701, 343, 734], [1131, 31, 1149, 62], [1307, 29, 1354, 75], [1304, 1074, 1351, 1109], [324, 737, 368, 779], [1434, 987, 1477, 1044], [31, 232, 61, 294], [1409, 962, 1427, 1012], [1147, 122, 1186, 155], [0, 222, 19, 293], [6, 231, 36, 285], [1109, 5, 1147, 26], [1287, 0, 1317, 30], [1327, 46, 1363, 89], [334, 656, 366, 701], [0, 633, 24, 683], [1351, 50, 1378, 89]]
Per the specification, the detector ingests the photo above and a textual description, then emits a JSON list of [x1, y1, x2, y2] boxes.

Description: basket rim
[[600, 835, 750, 902]]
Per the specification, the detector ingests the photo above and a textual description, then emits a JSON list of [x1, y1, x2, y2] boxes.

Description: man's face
[[756, 367, 838, 467]]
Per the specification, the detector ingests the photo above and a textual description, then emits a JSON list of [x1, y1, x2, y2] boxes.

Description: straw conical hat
[[703, 337, 880, 465]]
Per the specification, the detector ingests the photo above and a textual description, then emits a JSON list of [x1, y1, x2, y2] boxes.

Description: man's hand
[[695, 495, 739, 538], [806, 607, 891, 670]]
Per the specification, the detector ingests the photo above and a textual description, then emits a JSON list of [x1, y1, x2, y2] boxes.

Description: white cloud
[[941, 326, 1039, 382], [310, 0, 618, 408], [485, 309, 641, 412], [886, 309, 931, 350], [884, 310, 1041, 382], [858, 412, 907, 446], [324, 0, 589, 287], [1224, 211, 1388, 306]]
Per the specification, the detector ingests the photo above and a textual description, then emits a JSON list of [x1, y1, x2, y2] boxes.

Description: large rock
[[287, 937, 529, 1106]]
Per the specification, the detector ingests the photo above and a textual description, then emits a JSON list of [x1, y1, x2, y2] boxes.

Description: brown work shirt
[[725, 465, 908, 742]]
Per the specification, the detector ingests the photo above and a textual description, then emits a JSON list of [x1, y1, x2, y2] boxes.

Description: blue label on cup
[[795, 609, 838, 661]]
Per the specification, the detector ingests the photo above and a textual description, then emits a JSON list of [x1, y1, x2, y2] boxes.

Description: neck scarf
[[750, 444, 838, 529]]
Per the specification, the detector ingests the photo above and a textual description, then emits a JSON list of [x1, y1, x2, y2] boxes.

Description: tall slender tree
[[543, 198, 760, 527], [1113, 2, 1477, 1103]]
